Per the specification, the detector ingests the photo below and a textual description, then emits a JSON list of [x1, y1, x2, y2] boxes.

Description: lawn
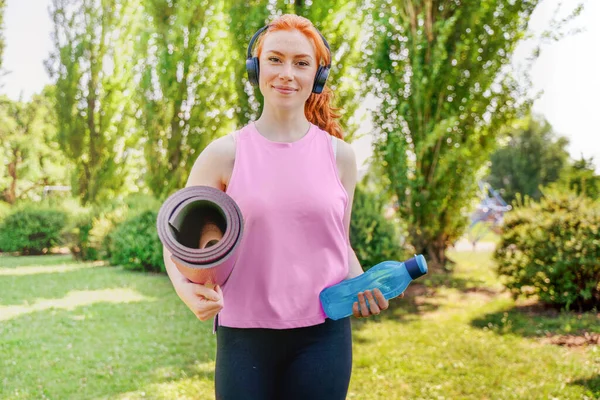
[[0, 250, 598, 399]]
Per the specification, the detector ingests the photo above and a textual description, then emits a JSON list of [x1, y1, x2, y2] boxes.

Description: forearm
[[345, 246, 364, 280], [163, 246, 190, 288]]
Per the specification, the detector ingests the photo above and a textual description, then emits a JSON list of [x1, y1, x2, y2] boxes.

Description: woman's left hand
[[352, 288, 403, 318]]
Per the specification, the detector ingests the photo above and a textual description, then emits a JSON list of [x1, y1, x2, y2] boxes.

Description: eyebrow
[[264, 50, 313, 59]]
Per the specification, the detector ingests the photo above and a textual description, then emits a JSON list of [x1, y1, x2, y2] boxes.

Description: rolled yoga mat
[[156, 185, 244, 286]]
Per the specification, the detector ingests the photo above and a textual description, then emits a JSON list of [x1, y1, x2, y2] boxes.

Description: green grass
[[1, 251, 598, 399]]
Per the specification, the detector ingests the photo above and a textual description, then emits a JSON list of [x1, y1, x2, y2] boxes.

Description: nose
[[279, 62, 293, 80]]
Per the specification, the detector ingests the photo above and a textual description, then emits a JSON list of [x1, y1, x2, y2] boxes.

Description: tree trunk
[[425, 238, 447, 272], [414, 234, 454, 273]]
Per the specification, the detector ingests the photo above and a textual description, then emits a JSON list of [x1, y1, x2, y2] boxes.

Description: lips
[[273, 86, 297, 94]]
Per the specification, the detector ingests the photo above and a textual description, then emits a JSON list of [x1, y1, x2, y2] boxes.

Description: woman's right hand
[[171, 257, 224, 321]]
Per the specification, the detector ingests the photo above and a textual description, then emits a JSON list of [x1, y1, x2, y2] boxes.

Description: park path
[[450, 238, 497, 252]]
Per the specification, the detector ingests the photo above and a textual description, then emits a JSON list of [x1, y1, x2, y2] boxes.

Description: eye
[[268, 57, 280, 62], [298, 61, 310, 66]]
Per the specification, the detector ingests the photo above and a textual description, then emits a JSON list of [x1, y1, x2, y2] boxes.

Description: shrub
[[350, 183, 406, 271], [108, 210, 164, 273], [63, 193, 161, 262], [100, 194, 161, 261], [0, 205, 68, 255], [62, 206, 101, 261], [0, 201, 12, 251], [0, 201, 11, 222], [494, 191, 600, 311]]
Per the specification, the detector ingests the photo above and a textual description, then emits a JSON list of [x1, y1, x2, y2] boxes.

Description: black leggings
[[215, 317, 352, 400]]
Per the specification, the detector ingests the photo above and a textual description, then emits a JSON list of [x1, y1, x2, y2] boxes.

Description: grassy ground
[[0, 251, 598, 400]]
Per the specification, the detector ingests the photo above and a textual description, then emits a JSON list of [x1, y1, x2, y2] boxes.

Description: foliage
[[350, 182, 406, 269], [8, 0, 588, 273], [62, 205, 100, 261], [108, 209, 164, 272], [135, 0, 238, 199], [554, 155, 600, 200], [0, 200, 10, 221], [0, 88, 69, 204], [221, 1, 270, 126], [362, 0, 582, 269], [0, 204, 68, 255], [494, 191, 600, 311], [486, 113, 570, 203], [62, 193, 161, 262], [46, 0, 143, 205]]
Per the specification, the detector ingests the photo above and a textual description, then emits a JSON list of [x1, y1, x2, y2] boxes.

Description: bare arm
[[162, 135, 234, 320], [336, 138, 363, 280], [336, 137, 396, 318]]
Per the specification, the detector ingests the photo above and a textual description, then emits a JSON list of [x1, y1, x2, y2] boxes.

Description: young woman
[[163, 13, 398, 400]]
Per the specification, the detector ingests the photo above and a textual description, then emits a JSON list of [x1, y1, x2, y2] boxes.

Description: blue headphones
[[245, 25, 332, 94]]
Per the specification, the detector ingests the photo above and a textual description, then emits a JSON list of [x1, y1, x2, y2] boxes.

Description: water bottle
[[319, 255, 428, 320]]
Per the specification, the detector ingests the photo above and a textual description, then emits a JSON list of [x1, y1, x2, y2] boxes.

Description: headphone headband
[[246, 24, 331, 68]]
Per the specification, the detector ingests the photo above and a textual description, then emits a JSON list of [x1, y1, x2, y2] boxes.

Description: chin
[[265, 99, 297, 109]]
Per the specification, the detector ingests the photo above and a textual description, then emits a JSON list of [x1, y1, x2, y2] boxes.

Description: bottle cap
[[406, 254, 428, 280]]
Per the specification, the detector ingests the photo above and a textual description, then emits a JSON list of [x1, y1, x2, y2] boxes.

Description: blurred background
[[0, 1, 598, 399]]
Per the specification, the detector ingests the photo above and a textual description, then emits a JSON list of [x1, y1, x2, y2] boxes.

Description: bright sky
[[2, 0, 599, 172]]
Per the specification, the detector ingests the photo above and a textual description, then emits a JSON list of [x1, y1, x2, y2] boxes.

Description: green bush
[[100, 193, 161, 261], [0, 201, 12, 251], [108, 210, 164, 273], [62, 206, 101, 261], [64, 203, 124, 262], [494, 191, 600, 311], [0, 201, 11, 221], [62, 193, 161, 262], [0, 205, 68, 255], [350, 183, 406, 270]]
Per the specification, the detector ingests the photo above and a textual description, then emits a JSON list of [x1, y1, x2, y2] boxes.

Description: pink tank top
[[214, 121, 349, 330]]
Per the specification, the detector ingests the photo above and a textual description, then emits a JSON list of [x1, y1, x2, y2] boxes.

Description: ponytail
[[305, 86, 343, 139]]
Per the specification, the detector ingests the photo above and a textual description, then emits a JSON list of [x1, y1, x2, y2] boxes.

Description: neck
[[254, 108, 311, 142]]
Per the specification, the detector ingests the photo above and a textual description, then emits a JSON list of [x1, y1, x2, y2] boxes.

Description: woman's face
[[258, 29, 319, 109]]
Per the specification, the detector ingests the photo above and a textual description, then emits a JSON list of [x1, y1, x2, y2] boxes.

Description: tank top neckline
[[249, 121, 316, 148]]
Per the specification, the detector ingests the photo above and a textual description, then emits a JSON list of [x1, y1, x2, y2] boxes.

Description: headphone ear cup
[[246, 57, 260, 86], [312, 66, 330, 94]]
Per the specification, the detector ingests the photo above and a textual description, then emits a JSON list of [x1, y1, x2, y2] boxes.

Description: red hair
[[254, 14, 344, 139]]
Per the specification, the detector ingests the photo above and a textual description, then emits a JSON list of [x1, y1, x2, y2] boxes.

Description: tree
[[486, 113, 570, 203], [135, 0, 238, 198], [362, 0, 582, 269], [0, 87, 69, 204], [556, 155, 600, 200], [46, 0, 142, 205], [224, 1, 271, 126]]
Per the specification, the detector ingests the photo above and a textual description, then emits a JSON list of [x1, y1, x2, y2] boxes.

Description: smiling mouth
[[273, 86, 297, 94]]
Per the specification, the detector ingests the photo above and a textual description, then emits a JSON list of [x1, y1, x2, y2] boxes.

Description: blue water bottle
[[319, 255, 428, 320]]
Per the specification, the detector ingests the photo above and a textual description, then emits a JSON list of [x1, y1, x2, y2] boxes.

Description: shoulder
[[185, 131, 237, 189], [205, 131, 236, 160]]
